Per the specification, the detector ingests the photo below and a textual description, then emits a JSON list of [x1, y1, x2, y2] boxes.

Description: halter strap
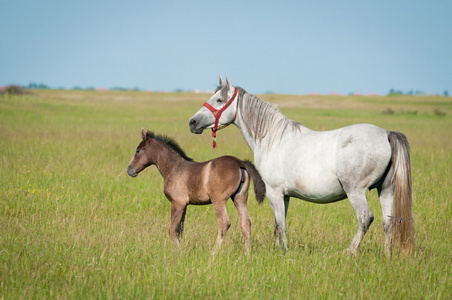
[[203, 87, 239, 149]]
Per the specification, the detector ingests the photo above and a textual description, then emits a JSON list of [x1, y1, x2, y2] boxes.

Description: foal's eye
[[136, 149, 140, 155]]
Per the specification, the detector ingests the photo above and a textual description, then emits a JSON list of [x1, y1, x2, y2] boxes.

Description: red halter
[[203, 87, 239, 149]]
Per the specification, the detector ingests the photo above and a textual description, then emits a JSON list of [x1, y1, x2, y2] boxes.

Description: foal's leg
[[169, 201, 188, 247], [177, 206, 188, 239], [346, 189, 374, 254], [232, 186, 252, 254], [378, 173, 394, 256], [211, 199, 231, 254]]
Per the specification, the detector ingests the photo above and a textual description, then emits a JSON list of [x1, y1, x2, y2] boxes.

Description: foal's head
[[127, 128, 192, 177], [127, 128, 153, 177]]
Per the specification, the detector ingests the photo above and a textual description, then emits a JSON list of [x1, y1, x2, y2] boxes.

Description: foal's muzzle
[[127, 165, 138, 177]]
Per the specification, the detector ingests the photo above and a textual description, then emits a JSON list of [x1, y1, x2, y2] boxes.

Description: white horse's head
[[189, 75, 239, 135]]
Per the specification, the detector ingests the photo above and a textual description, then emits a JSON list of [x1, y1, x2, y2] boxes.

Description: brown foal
[[127, 129, 265, 253]]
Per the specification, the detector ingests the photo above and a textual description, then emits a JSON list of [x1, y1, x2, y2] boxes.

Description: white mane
[[236, 87, 303, 148]]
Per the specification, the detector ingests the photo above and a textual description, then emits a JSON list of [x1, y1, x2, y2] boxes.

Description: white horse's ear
[[218, 75, 223, 86], [225, 75, 231, 89], [141, 128, 146, 140]]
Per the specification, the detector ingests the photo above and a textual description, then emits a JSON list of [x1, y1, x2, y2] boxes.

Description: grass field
[[1, 89, 451, 299]]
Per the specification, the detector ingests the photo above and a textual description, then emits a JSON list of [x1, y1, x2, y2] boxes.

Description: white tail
[[388, 131, 415, 252]]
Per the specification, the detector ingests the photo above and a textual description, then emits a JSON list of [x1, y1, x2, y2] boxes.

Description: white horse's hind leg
[[268, 187, 288, 251], [347, 190, 374, 254]]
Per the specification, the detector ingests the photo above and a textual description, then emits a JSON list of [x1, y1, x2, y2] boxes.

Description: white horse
[[189, 76, 415, 255]]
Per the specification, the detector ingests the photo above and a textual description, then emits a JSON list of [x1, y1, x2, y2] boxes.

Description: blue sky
[[1, 0, 451, 95]]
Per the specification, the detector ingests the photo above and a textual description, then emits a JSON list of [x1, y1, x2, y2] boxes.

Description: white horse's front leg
[[267, 187, 288, 251]]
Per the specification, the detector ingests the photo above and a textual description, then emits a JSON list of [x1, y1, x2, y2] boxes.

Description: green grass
[[1, 90, 451, 299]]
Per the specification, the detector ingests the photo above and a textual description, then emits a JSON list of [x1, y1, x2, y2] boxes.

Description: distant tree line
[[388, 88, 449, 97], [0, 85, 29, 95], [23, 83, 143, 92], [27, 83, 50, 89], [3, 83, 450, 97]]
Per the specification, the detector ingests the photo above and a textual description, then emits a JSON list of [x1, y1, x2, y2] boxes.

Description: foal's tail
[[243, 160, 266, 205], [388, 131, 415, 252]]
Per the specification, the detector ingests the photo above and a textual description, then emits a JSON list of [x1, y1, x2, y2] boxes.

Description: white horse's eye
[[217, 99, 223, 103]]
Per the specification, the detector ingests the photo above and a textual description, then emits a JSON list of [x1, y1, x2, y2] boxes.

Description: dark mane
[[147, 131, 193, 161]]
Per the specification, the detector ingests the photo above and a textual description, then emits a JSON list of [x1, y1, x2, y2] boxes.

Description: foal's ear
[[141, 128, 146, 140], [225, 75, 231, 89], [218, 75, 223, 86]]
